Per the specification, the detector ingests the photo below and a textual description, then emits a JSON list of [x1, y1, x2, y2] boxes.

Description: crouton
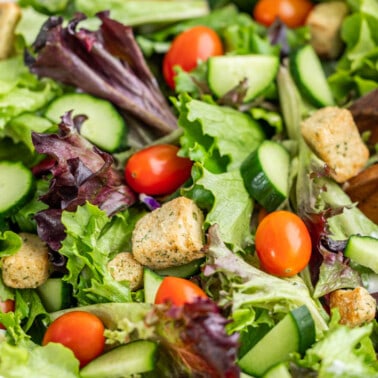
[[301, 107, 369, 183], [329, 287, 376, 327], [107, 252, 143, 291], [306, 1, 349, 59], [1, 233, 50, 289], [0, 3, 22, 60], [132, 196, 205, 270]]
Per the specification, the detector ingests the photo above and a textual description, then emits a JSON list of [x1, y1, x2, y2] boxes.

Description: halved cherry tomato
[[42, 311, 105, 367], [254, 210, 312, 277], [155, 276, 208, 306], [0, 299, 15, 330], [163, 25, 223, 89], [253, 0, 314, 28], [124, 144, 193, 196]]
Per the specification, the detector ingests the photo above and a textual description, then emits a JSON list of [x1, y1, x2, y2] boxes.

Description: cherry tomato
[[0, 299, 15, 330], [42, 311, 105, 367], [253, 0, 314, 28], [124, 144, 193, 196], [155, 276, 208, 306], [163, 25, 223, 89], [254, 210, 312, 277]]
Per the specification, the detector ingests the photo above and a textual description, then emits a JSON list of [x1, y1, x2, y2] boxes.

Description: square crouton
[[306, 1, 349, 59], [0, 3, 22, 60], [132, 197, 204, 270], [329, 287, 376, 327], [301, 107, 369, 183]]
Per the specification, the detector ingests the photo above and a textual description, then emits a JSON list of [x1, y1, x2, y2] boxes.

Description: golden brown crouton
[[1, 233, 50, 289], [306, 1, 349, 59], [0, 3, 22, 60], [329, 287, 376, 327], [107, 252, 144, 291], [301, 107, 369, 183], [132, 197, 205, 270]]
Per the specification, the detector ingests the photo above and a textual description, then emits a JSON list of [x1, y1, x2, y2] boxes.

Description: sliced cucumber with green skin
[[207, 54, 279, 102], [45, 93, 127, 152], [80, 340, 158, 378], [289, 44, 334, 107], [37, 277, 73, 312], [240, 140, 290, 212], [143, 268, 163, 304], [0, 161, 35, 219], [156, 258, 205, 278], [344, 235, 378, 273], [238, 305, 315, 377]]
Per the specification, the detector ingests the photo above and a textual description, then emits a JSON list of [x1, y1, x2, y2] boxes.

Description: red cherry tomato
[[163, 25, 224, 89], [254, 210, 312, 277], [0, 299, 15, 330], [42, 311, 105, 367], [155, 276, 208, 306], [253, 0, 314, 28], [124, 144, 193, 196]]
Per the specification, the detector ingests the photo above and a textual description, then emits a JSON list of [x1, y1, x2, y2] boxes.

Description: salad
[[0, 0, 378, 377]]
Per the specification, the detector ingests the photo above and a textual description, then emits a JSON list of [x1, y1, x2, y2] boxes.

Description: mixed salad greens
[[0, 0, 378, 376]]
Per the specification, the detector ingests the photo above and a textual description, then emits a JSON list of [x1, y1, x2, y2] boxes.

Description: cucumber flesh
[[344, 235, 378, 273], [238, 305, 315, 376], [207, 54, 279, 102], [0, 161, 35, 218], [143, 268, 163, 304], [80, 340, 157, 378], [263, 362, 291, 378], [37, 277, 73, 312], [45, 93, 127, 152], [290, 44, 334, 107], [240, 140, 290, 212]]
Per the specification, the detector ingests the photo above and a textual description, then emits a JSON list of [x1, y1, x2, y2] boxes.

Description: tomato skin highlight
[[253, 0, 314, 28], [42, 311, 105, 367], [0, 299, 15, 330], [163, 25, 223, 89], [155, 276, 208, 306], [124, 144, 193, 196], [254, 210, 312, 277]]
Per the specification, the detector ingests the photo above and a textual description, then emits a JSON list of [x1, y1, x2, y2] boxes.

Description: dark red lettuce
[[25, 12, 177, 138], [146, 299, 240, 378], [32, 112, 136, 250]]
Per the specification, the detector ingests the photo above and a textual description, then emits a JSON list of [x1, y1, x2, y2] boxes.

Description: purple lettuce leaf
[[313, 248, 362, 299], [146, 299, 240, 378], [32, 112, 136, 250], [25, 12, 177, 137]]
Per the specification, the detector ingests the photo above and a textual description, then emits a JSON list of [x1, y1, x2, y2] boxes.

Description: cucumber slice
[[207, 54, 279, 102], [344, 235, 378, 273], [240, 140, 290, 212], [37, 277, 73, 312], [238, 305, 315, 376], [80, 340, 157, 378], [143, 268, 163, 304], [45, 93, 127, 152], [156, 258, 204, 278], [0, 161, 35, 218], [263, 362, 291, 378], [289, 44, 334, 107]]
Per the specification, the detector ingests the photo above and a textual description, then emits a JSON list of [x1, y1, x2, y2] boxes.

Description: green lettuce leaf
[[185, 163, 253, 251], [74, 0, 210, 28], [175, 93, 265, 173], [329, 0, 378, 102], [0, 341, 79, 378], [59, 203, 142, 305], [297, 310, 378, 377]]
